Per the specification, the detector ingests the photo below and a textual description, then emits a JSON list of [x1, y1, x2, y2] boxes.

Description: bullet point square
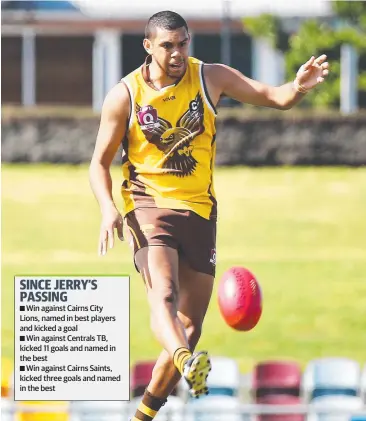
[[20, 306, 25, 311], [20, 366, 25, 372], [20, 336, 25, 341]]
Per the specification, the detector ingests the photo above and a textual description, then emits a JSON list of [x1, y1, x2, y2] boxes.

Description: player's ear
[[143, 38, 152, 55]]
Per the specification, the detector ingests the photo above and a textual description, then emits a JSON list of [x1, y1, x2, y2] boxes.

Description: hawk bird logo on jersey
[[136, 92, 204, 177]]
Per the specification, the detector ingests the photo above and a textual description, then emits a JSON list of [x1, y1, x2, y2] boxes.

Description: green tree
[[332, 1, 366, 29], [243, 2, 366, 108]]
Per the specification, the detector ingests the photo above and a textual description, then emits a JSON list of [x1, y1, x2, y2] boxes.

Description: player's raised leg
[[130, 246, 192, 421], [131, 258, 214, 421], [131, 255, 213, 421], [148, 258, 214, 397]]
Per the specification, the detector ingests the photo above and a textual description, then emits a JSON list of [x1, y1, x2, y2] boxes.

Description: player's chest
[[133, 87, 206, 144]]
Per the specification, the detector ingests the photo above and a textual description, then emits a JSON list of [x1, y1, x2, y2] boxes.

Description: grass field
[[2, 164, 366, 373]]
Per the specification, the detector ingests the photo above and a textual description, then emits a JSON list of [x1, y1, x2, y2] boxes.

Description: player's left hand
[[98, 203, 124, 256], [295, 55, 329, 91]]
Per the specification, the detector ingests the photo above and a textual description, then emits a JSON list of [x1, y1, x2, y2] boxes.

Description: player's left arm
[[205, 55, 329, 110]]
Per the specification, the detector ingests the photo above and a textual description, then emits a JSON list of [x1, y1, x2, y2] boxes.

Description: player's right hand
[[98, 203, 124, 256]]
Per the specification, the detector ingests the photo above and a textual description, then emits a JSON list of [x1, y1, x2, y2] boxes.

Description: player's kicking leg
[[147, 258, 214, 399], [130, 250, 213, 421]]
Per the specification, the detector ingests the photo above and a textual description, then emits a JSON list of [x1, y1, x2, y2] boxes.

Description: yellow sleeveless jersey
[[121, 56, 217, 220]]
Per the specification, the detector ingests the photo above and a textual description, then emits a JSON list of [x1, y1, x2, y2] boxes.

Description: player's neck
[[146, 59, 181, 90]]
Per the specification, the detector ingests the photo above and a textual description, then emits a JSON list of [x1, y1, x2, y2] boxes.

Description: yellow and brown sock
[[132, 389, 167, 421], [173, 347, 192, 375]]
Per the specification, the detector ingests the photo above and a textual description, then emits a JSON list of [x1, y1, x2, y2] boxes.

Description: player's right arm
[[89, 82, 130, 256]]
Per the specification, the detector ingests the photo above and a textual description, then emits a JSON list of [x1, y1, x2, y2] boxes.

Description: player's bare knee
[[150, 281, 179, 313], [149, 294, 178, 335], [161, 290, 177, 305]]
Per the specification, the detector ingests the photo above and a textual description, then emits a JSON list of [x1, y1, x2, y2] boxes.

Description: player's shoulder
[[188, 56, 215, 80], [202, 62, 227, 77], [187, 57, 227, 79], [201, 62, 232, 88]]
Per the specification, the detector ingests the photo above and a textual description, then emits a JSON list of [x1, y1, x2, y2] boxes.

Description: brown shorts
[[124, 208, 217, 276]]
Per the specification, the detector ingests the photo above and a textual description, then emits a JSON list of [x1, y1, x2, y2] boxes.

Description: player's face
[[147, 27, 190, 79]]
